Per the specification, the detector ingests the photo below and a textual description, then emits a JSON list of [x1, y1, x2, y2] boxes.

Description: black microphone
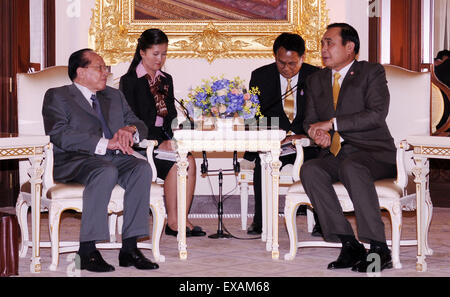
[[173, 97, 195, 129], [260, 83, 299, 115]]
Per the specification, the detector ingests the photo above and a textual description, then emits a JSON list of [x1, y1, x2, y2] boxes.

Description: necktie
[[284, 78, 295, 122], [90, 94, 113, 139], [330, 72, 341, 156]]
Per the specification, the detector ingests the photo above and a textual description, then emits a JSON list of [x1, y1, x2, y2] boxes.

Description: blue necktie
[[90, 94, 113, 139]]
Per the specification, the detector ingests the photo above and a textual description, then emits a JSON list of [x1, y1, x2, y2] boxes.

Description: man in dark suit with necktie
[[300, 23, 396, 272], [42, 49, 159, 272], [243, 33, 320, 235]]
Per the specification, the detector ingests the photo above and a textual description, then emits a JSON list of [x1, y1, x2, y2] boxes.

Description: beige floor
[[10, 207, 450, 277]]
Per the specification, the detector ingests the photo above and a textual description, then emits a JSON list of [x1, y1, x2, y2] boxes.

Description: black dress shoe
[[187, 226, 206, 237], [165, 225, 178, 237], [311, 223, 323, 237], [351, 245, 393, 273], [78, 250, 115, 273], [119, 248, 159, 270], [296, 205, 307, 216], [311, 211, 323, 237], [247, 222, 262, 235], [327, 241, 366, 270]]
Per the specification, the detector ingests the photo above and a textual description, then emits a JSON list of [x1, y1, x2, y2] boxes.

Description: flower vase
[[196, 116, 215, 131], [215, 117, 234, 131]]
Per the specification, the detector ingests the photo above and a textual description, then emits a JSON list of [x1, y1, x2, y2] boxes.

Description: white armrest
[[395, 140, 409, 193], [137, 139, 151, 149], [43, 140, 159, 188], [143, 140, 159, 182], [291, 138, 312, 182]]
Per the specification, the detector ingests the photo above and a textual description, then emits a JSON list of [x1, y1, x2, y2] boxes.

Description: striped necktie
[[284, 78, 295, 122], [330, 72, 341, 156]]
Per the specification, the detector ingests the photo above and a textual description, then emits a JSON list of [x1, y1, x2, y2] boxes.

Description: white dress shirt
[[331, 60, 355, 132], [279, 73, 299, 119]]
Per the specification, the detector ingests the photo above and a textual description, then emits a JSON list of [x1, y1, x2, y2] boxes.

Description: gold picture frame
[[89, 0, 329, 65]]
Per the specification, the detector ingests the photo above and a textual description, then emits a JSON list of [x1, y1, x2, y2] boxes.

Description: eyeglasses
[[85, 65, 110, 72]]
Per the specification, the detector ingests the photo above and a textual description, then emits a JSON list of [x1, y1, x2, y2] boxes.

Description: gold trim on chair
[[414, 145, 450, 158], [0, 146, 45, 159], [89, 0, 329, 64]]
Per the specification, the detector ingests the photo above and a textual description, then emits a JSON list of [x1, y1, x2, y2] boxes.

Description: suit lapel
[[320, 68, 334, 114], [291, 70, 304, 123], [68, 84, 98, 118], [336, 61, 359, 111], [267, 65, 286, 120], [96, 91, 112, 127], [138, 76, 156, 114]]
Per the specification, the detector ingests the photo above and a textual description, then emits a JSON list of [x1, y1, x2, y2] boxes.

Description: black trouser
[[247, 147, 319, 227]]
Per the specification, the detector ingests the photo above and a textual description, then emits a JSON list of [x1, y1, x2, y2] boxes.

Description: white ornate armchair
[[239, 157, 295, 238], [284, 65, 432, 269], [16, 66, 166, 271]]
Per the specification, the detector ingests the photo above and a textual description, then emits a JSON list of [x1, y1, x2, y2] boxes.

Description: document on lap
[[131, 150, 147, 161], [280, 141, 296, 157], [154, 148, 177, 161]]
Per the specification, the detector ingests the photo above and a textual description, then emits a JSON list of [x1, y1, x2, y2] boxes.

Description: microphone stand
[[208, 169, 232, 239], [203, 151, 240, 239], [173, 97, 195, 129]]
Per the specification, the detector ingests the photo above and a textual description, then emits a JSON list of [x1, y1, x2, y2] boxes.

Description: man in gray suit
[[300, 23, 396, 273], [42, 49, 158, 272]]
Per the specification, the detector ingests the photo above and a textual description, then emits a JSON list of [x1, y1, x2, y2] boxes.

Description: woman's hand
[[158, 140, 176, 152]]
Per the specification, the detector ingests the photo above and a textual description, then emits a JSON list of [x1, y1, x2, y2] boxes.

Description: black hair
[[327, 23, 360, 55], [273, 32, 306, 56], [435, 49, 450, 60], [68, 48, 93, 81], [127, 28, 169, 74]]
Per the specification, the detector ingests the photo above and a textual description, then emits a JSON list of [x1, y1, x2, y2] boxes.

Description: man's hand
[[308, 124, 331, 148], [107, 126, 136, 155], [313, 129, 331, 148], [118, 126, 136, 147], [281, 134, 307, 145], [307, 120, 333, 140]]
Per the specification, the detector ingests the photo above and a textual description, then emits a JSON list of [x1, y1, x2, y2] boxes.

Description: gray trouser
[[73, 154, 152, 242], [300, 144, 396, 243]]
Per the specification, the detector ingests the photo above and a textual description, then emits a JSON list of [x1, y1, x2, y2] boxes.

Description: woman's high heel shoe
[[165, 225, 206, 237], [165, 225, 178, 236]]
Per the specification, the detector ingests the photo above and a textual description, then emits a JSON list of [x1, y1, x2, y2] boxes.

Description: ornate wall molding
[[89, 0, 329, 64]]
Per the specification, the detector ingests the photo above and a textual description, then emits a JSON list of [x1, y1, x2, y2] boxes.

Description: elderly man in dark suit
[[42, 49, 159, 272], [301, 23, 396, 272], [243, 33, 320, 235]]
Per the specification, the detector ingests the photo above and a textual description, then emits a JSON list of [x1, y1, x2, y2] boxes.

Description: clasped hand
[[308, 120, 333, 148], [281, 134, 308, 145], [107, 126, 136, 155]]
